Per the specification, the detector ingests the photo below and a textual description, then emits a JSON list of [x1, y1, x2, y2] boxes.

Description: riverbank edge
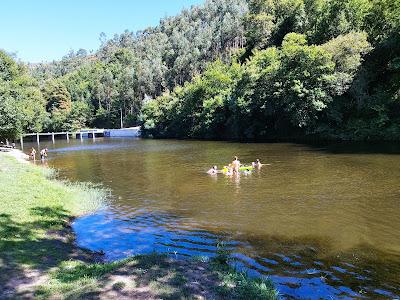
[[0, 147, 29, 163], [0, 151, 278, 299], [138, 134, 400, 148]]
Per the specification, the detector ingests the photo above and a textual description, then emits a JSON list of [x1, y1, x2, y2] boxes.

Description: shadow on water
[[73, 210, 400, 299], [222, 138, 400, 155], [233, 233, 400, 299], [295, 141, 400, 155]]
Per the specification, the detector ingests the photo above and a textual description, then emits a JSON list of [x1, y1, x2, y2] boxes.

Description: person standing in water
[[30, 147, 36, 161], [232, 156, 240, 173], [40, 148, 48, 161], [256, 158, 263, 168]]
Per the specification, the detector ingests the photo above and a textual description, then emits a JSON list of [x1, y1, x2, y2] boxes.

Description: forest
[[1, 0, 399, 141]]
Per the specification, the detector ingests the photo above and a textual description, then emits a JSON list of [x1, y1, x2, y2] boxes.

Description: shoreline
[[0, 152, 277, 299], [0, 147, 29, 164]]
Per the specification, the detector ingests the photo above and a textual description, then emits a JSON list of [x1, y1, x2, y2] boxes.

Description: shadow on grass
[[46, 252, 277, 300], [0, 207, 277, 300], [0, 206, 95, 299]]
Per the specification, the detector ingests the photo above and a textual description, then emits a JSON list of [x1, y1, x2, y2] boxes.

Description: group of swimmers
[[207, 156, 263, 175], [30, 147, 48, 161]]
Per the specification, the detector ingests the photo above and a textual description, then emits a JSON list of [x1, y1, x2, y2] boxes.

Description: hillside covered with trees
[[142, 0, 400, 141], [1, 0, 399, 141]]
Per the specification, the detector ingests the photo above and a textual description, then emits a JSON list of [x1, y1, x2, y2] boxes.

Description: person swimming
[[243, 169, 252, 176], [207, 165, 218, 175], [224, 166, 234, 176]]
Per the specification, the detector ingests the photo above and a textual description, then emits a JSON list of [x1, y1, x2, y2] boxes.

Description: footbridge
[[20, 127, 141, 149], [21, 129, 105, 149]]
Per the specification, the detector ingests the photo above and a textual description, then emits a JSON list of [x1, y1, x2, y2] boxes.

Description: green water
[[26, 138, 400, 298]]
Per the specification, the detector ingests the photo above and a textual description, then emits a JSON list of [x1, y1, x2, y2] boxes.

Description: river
[[26, 138, 400, 299]]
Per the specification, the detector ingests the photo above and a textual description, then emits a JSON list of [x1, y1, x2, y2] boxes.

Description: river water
[[27, 138, 400, 299]]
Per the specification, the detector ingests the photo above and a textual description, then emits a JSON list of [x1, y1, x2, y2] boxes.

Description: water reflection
[[74, 209, 224, 259], [24, 138, 400, 299]]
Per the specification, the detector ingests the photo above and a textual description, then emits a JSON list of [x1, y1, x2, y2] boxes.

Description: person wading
[[30, 147, 36, 161], [40, 148, 48, 161], [232, 156, 240, 173]]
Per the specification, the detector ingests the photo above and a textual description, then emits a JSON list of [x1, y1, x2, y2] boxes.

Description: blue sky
[[1, 0, 203, 63]]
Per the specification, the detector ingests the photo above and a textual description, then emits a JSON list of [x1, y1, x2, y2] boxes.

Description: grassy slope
[[0, 153, 107, 298], [0, 153, 278, 299]]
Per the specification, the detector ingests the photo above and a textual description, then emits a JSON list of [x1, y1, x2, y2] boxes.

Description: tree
[[43, 79, 72, 131], [44, 79, 72, 112], [66, 101, 91, 131], [20, 0, 400, 141], [0, 51, 20, 81], [0, 84, 23, 140], [0, 50, 46, 140]]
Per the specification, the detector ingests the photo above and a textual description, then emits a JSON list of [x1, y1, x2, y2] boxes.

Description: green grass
[[0, 152, 278, 299], [0, 153, 107, 267], [0, 153, 108, 298], [0, 154, 107, 220], [210, 243, 278, 300], [211, 260, 278, 300]]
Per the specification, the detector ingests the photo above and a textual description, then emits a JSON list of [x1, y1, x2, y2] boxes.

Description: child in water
[[252, 159, 263, 168], [256, 158, 263, 168], [40, 148, 48, 161], [30, 147, 36, 160], [207, 165, 218, 175], [224, 166, 234, 176]]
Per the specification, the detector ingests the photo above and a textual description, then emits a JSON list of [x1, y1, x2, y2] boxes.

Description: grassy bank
[[0, 152, 277, 299]]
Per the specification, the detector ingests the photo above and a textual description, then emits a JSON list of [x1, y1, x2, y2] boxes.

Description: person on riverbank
[[232, 156, 240, 173], [207, 166, 218, 175], [40, 148, 48, 161], [30, 147, 36, 161]]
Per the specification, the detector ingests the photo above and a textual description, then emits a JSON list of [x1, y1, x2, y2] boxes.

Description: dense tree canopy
[[142, 31, 372, 139], [143, 0, 400, 141], [0, 51, 46, 140], [1, 0, 399, 141], [23, 0, 248, 134]]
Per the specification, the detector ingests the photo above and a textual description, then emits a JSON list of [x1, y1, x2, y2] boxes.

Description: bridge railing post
[[52, 133, 55, 144], [20, 136, 24, 150]]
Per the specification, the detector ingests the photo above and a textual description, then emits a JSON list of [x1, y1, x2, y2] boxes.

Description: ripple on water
[[73, 210, 400, 299], [39, 138, 400, 299]]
